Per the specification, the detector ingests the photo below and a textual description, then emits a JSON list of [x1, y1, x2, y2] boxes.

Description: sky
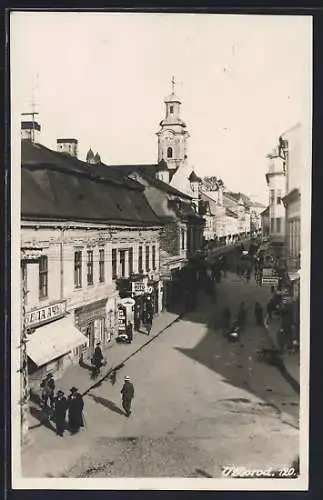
[[11, 12, 312, 204]]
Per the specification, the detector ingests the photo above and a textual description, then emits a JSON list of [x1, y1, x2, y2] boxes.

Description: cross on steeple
[[171, 75, 175, 94]]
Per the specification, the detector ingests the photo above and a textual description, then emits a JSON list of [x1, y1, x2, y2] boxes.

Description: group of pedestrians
[[40, 374, 85, 437], [39, 372, 135, 437]]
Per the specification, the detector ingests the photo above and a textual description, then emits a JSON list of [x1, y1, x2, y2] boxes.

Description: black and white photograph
[[10, 11, 312, 490]]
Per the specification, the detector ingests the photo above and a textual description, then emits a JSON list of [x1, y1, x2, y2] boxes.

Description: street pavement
[[21, 267, 300, 479]]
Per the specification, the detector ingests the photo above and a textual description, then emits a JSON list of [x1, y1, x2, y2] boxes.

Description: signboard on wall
[[25, 300, 67, 328], [118, 307, 126, 332], [132, 282, 145, 295]]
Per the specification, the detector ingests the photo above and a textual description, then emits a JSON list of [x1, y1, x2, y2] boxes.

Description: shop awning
[[27, 314, 88, 367]]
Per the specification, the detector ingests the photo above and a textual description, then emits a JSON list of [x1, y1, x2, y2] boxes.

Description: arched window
[[167, 147, 173, 158]]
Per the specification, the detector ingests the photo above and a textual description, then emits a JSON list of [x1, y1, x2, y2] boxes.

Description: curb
[[83, 311, 185, 396]]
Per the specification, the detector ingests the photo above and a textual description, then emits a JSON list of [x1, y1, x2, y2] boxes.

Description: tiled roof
[[104, 164, 193, 199], [225, 208, 239, 218], [21, 142, 161, 226]]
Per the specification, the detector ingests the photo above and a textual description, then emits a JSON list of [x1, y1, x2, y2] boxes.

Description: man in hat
[[121, 376, 134, 417], [53, 390, 67, 437], [92, 342, 104, 377], [67, 387, 84, 434]]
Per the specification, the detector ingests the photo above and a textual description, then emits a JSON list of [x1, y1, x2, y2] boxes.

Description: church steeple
[[156, 78, 190, 171]]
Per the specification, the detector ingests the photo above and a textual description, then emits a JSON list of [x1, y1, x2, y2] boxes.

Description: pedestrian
[[121, 376, 134, 417], [126, 321, 133, 342], [68, 387, 84, 434], [40, 373, 55, 410], [254, 302, 263, 325], [238, 302, 247, 330], [92, 342, 104, 377], [53, 390, 67, 437], [266, 300, 273, 323], [277, 327, 286, 352]]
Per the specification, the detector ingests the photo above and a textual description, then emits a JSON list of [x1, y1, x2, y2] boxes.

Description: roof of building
[[164, 92, 181, 103], [86, 148, 94, 161], [156, 158, 168, 171], [94, 152, 101, 162], [225, 208, 239, 218], [103, 164, 193, 200], [224, 191, 253, 206], [21, 142, 161, 226], [260, 206, 270, 217], [200, 191, 218, 216], [57, 138, 78, 143], [188, 170, 201, 183], [21, 121, 41, 131]]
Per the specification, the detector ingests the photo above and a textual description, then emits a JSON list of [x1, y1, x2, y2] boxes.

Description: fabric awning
[[27, 314, 88, 367]]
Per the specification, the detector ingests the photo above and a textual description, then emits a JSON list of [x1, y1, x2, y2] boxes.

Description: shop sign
[[118, 307, 126, 331], [26, 300, 67, 328], [146, 286, 153, 294], [132, 282, 145, 295]]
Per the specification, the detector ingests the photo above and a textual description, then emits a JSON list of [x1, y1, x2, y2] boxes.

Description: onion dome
[[86, 148, 94, 162]]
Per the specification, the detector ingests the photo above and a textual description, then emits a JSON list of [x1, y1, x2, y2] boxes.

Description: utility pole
[[20, 247, 42, 445]]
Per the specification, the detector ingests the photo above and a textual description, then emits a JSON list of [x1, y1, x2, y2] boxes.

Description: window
[[277, 189, 282, 205], [112, 249, 117, 279], [270, 189, 275, 205], [170, 105, 174, 114], [152, 245, 156, 270], [276, 217, 281, 233], [99, 249, 105, 283], [138, 246, 143, 273], [87, 250, 93, 285], [74, 251, 82, 288], [129, 248, 133, 276], [167, 147, 173, 158], [181, 229, 185, 250], [145, 245, 150, 272], [39, 255, 48, 299], [119, 250, 126, 278]]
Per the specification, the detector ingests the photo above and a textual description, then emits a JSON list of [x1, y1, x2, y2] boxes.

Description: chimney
[[57, 138, 78, 158], [21, 120, 41, 143]]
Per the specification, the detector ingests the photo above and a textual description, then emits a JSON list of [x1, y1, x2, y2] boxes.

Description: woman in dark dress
[[68, 387, 84, 434]]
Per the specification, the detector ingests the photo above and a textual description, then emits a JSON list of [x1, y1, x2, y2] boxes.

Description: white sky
[[11, 12, 312, 204]]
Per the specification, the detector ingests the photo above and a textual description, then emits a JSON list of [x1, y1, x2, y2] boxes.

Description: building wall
[[281, 123, 302, 193], [267, 172, 286, 240]]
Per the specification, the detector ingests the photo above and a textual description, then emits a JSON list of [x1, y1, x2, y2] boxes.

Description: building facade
[[21, 138, 162, 386]]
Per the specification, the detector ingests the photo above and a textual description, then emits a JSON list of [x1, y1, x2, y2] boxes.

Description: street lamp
[[20, 246, 43, 445]]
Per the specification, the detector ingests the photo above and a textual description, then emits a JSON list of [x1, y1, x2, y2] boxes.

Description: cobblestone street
[[22, 269, 299, 479]]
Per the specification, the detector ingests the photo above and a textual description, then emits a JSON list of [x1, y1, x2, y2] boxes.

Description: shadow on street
[[88, 393, 125, 416]]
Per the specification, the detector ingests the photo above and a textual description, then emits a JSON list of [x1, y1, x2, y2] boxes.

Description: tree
[[201, 176, 225, 192]]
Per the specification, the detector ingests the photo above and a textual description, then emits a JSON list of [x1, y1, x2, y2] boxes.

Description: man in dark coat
[[92, 342, 104, 377], [68, 387, 84, 434], [121, 376, 134, 417], [254, 302, 263, 325], [53, 390, 67, 436]]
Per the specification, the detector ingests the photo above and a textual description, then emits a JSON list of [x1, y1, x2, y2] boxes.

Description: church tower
[[156, 77, 190, 173]]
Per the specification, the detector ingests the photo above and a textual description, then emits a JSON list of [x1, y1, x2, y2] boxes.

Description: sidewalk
[[263, 313, 300, 387], [28, 308, 184, 432]]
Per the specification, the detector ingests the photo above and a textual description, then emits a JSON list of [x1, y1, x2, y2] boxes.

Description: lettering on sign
[[118, 308, 126, 331], [132, 282, 145, 295], [26, 301, 67, 328]]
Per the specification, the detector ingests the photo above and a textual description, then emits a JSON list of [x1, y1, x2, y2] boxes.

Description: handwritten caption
[[222, 466, 298, 479]]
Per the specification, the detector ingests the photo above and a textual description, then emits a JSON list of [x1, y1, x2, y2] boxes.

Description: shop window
[[39, 255, 48, 299], [129, 248, 133, 276], [99, 248, 105, 283], [145, 245, 150, 272], [167, 147, 173, 159], [152, 245, 156, 270], [87, 250, 94, 285], [111, 249, 117, 279], [138, 246, 143, 273], [120, 250, 126, 278], [74, 251, 82, 288]]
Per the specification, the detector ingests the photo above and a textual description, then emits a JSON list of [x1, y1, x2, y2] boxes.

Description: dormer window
[[167, 147, 173, 158]]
